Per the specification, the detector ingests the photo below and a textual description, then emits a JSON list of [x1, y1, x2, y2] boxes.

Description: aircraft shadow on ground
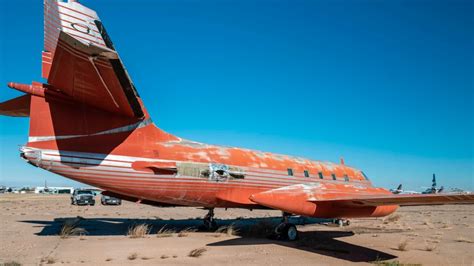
[[21, 216, 396, 263]]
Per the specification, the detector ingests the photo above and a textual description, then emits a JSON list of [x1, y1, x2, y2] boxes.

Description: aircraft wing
[[249, 183, 474, 217], [309, 193, 474, 207]]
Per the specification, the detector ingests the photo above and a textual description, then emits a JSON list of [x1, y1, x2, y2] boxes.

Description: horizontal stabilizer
[[0, 95, 31, 117]]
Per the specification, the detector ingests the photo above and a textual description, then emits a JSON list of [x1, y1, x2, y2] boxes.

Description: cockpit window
[[361, 171, 370, 180]]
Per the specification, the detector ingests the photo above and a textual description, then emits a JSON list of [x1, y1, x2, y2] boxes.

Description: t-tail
[[0, 0, 173, 156]]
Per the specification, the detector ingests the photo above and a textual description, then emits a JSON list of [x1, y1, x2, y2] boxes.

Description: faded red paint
[[2, 0, 473, 221]]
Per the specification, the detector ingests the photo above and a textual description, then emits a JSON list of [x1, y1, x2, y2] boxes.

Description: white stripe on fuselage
[[28, 118, 152, 143]]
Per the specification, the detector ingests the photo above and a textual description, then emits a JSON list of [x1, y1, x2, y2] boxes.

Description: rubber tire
[[275, 223, 298, 241], [285, 224, 298, 241]]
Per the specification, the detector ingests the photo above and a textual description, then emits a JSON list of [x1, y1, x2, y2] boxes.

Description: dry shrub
[[40, 257, 56, 264], [215, 224, 238, 236], [384, 214, 401, 224], [105, 258, 112, 262], [397, 239, 408, 251], [1, 261, 22, 266], [422, 220, 434, 229], [425, 243, 436, 251], [188, 248, 207, 258], [157, 226, 176, 238], [455, 236, 474, 243], [441, 222, 453, 230], [127, 253, 138, 260], [178, 227, 197, 237], [141, 256, 152, 260], [160, 255, 169, 259], [373, 260, 422, 266], [59, 222, 87, 239], [127, 223, 150, 238]]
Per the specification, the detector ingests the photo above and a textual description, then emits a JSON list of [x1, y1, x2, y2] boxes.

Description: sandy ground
[[0, 194, 473, 265]]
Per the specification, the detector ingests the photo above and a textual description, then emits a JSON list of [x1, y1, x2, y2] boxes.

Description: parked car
[[101, 195, 122, 205], [71, 189, 95, 206]]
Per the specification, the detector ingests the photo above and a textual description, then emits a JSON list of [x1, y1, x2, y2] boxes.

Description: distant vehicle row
[[71, 189, 121, 206]]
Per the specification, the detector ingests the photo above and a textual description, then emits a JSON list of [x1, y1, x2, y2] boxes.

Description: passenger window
[[344, 174, 349, 182], [331, 173, 336, 180], [304, 170, 310, 178], [287, 168, 293, 176], [318, 172, 324, 179]]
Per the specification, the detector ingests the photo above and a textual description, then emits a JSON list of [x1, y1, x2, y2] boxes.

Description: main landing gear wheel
[[274, 222, 298, 241], [273, 212, 298, 241], [202, 208, 218, 231]]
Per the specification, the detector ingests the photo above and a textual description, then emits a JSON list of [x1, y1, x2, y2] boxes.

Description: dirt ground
[[0, 194, 473, 265]]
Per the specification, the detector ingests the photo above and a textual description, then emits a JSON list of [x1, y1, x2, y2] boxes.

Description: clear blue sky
[[0, 0, 472, 191]]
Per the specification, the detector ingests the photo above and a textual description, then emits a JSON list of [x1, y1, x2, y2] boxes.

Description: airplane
[[1, 0, 473, 241], [390, 184, 403, 194], [421, 174, 444, 194], [389, 184, 420, 195]]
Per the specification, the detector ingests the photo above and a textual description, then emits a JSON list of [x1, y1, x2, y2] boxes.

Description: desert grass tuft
[[383, 214, 401, 224], [127, 253, 138, 260], [425, 243, 436, 252], [422, 220, 434, 229], [156, 226, 176, 238], [40, 257, 56, 264], [59, 222, 87, 239], [127, 223, 150, 238], [215, 224, 238, 236], [440, 222, 453, 230], [188, 247, 207, 258], [178, 227, 197, 237], [372, 260, 421, 266], [1, 261, 22, 266], [397, 239, 409, 251]]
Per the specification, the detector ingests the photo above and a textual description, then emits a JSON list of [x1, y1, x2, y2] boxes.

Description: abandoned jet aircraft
[[1, 0, 473, 241]]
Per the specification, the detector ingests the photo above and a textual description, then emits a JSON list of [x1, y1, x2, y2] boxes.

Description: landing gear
[[273, 212, 298, 241], [335, 219, 350, 227], [202, 208, 218, 230]]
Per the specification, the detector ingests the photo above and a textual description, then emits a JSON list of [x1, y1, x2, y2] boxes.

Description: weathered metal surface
[[3, 0, 473, 220]]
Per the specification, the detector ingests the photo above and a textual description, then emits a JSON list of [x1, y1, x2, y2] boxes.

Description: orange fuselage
[[22, 96, 397, 219]]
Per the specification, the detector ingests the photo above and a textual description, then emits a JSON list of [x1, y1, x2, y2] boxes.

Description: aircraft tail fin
[[43, 0, 112, 79], [2, 1, 163, 152]]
